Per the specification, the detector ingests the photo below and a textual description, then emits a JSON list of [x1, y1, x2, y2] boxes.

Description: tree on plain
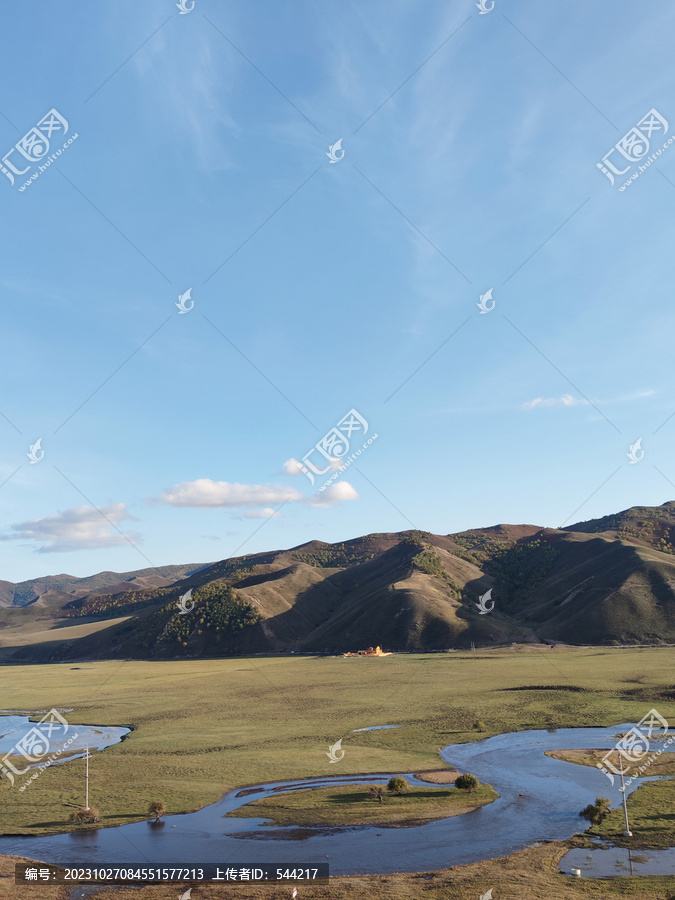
[[369, 785, 386, 803], [387, 777, 409, 795], [455, 773, 480, 791], [580, 797, 611, 826]]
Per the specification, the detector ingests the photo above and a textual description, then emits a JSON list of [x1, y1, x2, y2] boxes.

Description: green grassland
[[589, 778, 675, 849], [225, 782, 498, 827], [0, 646, 674, 835], [545, 748, 675, 848], [0, 647, 674, 899]]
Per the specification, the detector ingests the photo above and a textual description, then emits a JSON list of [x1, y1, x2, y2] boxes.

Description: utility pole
[[618, 753, 632, 837], [84, 746, 89, 811]]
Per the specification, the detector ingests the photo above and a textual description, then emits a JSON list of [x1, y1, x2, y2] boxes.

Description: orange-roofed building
[[343, 645, 391, 657]]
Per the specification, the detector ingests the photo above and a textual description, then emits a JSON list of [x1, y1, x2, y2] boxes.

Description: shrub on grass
[[387, 777, 409, 795], [368, 785, 386, 803], [455, 773, 480, 791], [69, 807, 100, 824], [580, 797, 611, 825], [148, 800, 166, 822]]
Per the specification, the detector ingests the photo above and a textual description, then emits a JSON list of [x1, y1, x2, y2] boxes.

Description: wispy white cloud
[[523, 393, 588, 409], [610, 388, 656, 403], [1, 504, 136, 553], [155, 476, 359, 513], [156, 479, 303, 508], [244, 507, 283, 519], [523, 388, 656, 410], [133, 22, 239, 173]]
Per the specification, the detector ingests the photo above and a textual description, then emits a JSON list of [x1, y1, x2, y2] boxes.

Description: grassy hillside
[[4, 503, 675, 661], [567, 500, 675, 553]]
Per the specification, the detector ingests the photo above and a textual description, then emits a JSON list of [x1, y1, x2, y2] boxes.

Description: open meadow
[[1, 646, 674, 898]]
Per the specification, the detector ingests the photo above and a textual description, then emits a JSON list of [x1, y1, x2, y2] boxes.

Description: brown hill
[[3, 505, 675, 661]]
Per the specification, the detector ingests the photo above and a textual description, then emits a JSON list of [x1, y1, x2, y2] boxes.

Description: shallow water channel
[[0, 722, 672, 876], [0, 713, 130, 781], [561, 844, 675, 877]]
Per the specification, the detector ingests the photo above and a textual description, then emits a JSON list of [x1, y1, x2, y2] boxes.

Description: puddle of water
[[0, 714, 130, 780], [351, 725, 402, 732], [561, 846, 675, 877]]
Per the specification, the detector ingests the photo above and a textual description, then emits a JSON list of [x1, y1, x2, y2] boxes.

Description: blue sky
[[1, 0, 674, 582]]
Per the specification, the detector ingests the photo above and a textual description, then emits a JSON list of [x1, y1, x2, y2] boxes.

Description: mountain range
[[2, 502, 675, 662]]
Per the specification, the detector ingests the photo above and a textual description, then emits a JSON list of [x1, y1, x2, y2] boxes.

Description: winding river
[[0, 723, 672, 875]]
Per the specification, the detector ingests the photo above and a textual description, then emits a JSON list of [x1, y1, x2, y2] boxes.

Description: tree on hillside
[[411, 549, 445, 577], [455, 773, 480, 791], [387, 777, 409, 795], [148, 800, 166, 822], [368, 785, 386, 803], [162, 583, 261, 645]]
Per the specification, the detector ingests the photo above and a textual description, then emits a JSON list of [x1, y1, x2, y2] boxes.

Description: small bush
[[69, 806, 100, 824], [580, 797, 611, 825], [387, 776, 409, 795], [368, 785, 386, 803], [411, 550, 445, 577], [473, 720, 487, 732], [455, 773, 480, 791], [148, 800, 166, 821]]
